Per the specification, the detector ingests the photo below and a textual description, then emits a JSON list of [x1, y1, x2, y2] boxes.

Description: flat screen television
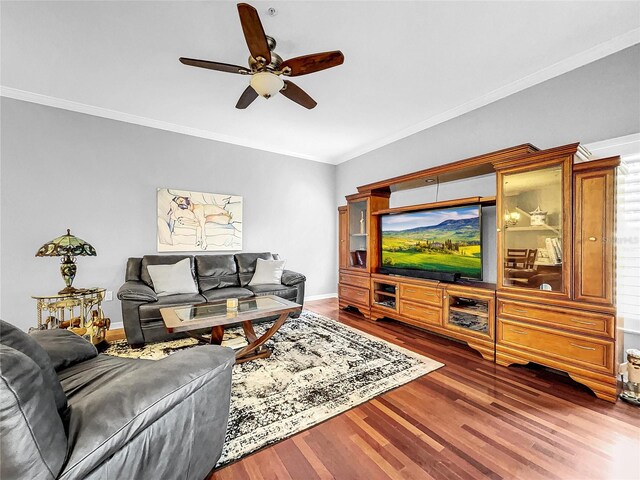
[[380, 205, 482, 280]]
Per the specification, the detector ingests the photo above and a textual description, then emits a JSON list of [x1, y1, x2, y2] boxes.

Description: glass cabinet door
[[500, 162, 566, 294], [348, 200, 368, 269]]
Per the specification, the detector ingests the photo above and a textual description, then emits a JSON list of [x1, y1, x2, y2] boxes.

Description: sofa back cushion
[[235, 252, 276, 286], [140, 255, 195, 288], [196, 255, 239, 291], [0, 320, 67, 415], [125, 257, 143, 282], [0, 345, 67, 480]]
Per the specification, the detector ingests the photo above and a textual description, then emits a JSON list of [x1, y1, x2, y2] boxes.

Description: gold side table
[[32, 288, 110, 345]]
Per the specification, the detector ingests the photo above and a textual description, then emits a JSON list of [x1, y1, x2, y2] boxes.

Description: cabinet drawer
[[498, 319, 613, 372], [498, 300, 614, 338], [339, 272, 370, 289], [399, 300, 441, 326], [339, 284, 369, 305], [399, 284, 442, 307]]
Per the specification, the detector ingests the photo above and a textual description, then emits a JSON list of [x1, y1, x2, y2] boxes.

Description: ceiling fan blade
[[236, 85, 259, 109], [179, 57, 250, 75], [281, 80, 317, 109], [237, 3, 271, 64], [281, 51, 344, 76]]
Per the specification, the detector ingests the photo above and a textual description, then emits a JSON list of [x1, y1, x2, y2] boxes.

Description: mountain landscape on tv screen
[[382, 214, 482, 279]]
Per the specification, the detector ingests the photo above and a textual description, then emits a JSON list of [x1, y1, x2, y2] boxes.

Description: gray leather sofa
[[118, 252, 306, 346], [0, 319, 234, 480]]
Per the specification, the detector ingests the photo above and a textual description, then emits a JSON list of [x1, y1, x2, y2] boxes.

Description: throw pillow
[[0, 320, 67, 415], [249, 258, 286, 285], [30, 329, 98, 372], [146, 258, 198, 297]]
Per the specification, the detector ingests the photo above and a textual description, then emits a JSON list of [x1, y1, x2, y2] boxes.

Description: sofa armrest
[[30, 328, 98, 372], [117, 281, 158, 302], [60, 346, 235, 480], [281, 270, 306, 286]]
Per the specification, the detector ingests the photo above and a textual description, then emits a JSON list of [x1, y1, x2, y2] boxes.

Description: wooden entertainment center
[[338, 143, 622, 402]]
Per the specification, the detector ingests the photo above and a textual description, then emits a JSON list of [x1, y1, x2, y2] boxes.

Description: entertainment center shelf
[[338, 142, 622, 402], [367, 273, 497, 361]]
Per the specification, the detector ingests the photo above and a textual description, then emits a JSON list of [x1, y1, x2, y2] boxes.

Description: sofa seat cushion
[[138, 293, 207, 322], [58, 354, 149, 405], [201, 287, 254, 303], [196, 255, 239, 290], [58, 347, 234, 480], [246, 284, 298, 300]]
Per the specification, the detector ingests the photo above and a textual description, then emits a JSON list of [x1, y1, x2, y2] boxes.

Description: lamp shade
[[250, 72, 284, 99], [36, 229, 96, 257]]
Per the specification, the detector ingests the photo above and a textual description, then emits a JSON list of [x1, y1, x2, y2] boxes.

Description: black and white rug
[[105, 311, 443, 467]]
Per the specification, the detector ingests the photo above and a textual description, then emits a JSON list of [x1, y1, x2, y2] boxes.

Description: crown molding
[[0, 86, 329, 164], [329, 28, 640, 165], [585, 133, 640, 160], [2, 27, 638, 166]]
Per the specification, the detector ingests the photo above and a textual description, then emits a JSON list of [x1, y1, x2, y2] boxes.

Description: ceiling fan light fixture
[[250, 72, 284, 98]]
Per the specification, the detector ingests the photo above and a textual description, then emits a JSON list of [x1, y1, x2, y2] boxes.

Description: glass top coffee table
[[160, 295, 301, 363]]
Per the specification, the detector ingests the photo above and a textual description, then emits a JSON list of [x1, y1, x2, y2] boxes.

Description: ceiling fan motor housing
[[249, 36, 282, 71]]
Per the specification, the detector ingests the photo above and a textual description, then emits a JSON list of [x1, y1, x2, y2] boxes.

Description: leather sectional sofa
[[0, 319, 234, 479], [118, 252, 306, 346]]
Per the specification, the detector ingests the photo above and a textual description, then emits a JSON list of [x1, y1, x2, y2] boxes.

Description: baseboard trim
[[110, 321, 124, 330], [305, 293, 338, 301]]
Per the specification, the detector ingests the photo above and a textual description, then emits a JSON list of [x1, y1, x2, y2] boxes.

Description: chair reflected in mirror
[[504, 248, 539, 286]]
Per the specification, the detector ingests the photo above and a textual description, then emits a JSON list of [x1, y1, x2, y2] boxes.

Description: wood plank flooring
[[210, 298, 640, 480]]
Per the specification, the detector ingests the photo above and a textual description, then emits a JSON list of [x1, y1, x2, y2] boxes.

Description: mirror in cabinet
[[498, 159, 570, 296], [349, 200, 368, 269]]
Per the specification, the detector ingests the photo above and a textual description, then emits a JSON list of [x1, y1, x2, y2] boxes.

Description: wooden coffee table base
[[187, 311, 290, 364]]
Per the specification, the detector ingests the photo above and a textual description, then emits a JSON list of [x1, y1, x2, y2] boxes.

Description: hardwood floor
[[210, 298, 640, 480]]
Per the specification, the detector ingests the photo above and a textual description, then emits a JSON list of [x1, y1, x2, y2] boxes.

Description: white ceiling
[[1, 1, 639, 164]]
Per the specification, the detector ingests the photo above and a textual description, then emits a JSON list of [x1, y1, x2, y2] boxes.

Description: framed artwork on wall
[[157, 188, 243, 252]]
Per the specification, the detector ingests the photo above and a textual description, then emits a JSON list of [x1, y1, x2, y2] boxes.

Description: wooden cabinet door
[[496, 156, 573, 300], [573, 168, 615, 305], [338, 206, 348, 269]]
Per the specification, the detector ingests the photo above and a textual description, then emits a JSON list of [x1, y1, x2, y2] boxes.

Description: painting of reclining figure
[[157, 188, 243, 252]]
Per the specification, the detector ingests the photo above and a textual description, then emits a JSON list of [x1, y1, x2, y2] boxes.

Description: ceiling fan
[[179, 3, 344, 110]]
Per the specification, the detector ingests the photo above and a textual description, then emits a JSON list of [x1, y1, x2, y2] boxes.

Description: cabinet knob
[[588, 236, 597, 242]]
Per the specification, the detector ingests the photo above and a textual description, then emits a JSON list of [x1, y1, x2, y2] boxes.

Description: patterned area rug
[[105, 311, 444, 467]]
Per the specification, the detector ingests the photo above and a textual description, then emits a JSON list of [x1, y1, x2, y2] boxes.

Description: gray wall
[[0, 98, 337, 331], [336, 45, 640, 347]]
